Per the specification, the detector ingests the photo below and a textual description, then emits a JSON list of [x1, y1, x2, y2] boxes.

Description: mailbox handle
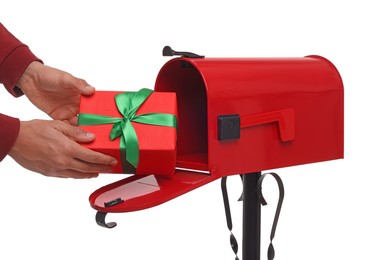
[[241, 108, 295, 142], [162, 46, 205, 58]]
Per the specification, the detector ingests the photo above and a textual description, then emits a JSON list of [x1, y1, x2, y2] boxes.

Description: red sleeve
[[0, 114, 20, 161], [0, 22, 41, 161], [0, 22, 42, 97]]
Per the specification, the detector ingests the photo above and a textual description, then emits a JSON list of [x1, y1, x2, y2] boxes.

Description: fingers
[[68, 116, 79, 126], [67, 75, 95, 96], [52, 169, 99, 179], [71, 143, 118, 166], [59, 123, 96, 143], [68, 158, 115, 174], [10, 120, 116, 179], [52, 155, 113, 177], [44, 147, 116, 178], [79, 84, 95, 96], [57, 121, 118, 167], [63, 145, 118, 177], [61, 116, 80, 127]]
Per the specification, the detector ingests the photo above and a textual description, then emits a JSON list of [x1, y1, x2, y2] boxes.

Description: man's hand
[[9, 120, 118, 178], [17, 61, 93, 125]]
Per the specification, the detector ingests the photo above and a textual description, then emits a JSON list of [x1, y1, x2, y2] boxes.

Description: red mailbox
[[89, 48, 343, 226]]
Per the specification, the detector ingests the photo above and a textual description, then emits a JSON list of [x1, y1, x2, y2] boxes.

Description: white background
[[1, 1, 388, 259]]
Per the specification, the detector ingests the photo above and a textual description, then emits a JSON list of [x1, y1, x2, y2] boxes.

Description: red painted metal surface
[[155, 55, 343, 176], [240, 108, 295, 142], [89, 55, 343, 213], [90, 171, 216, 213]]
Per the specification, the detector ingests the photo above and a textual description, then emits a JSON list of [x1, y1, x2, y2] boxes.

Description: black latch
[[104, 197, 123, 208], [218, 114, 240, 141], [163, 46, 204, 58]]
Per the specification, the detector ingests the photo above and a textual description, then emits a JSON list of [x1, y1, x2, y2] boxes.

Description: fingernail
[[86, 132, 95, 138], [111, 160, 118, 166], [85, 85, 95, 91]]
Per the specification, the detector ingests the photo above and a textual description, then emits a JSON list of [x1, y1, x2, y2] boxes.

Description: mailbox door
[[89, 170, 217, 213]]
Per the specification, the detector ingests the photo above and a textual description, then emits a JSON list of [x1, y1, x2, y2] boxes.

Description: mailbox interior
[[155, 60, 209, 172]]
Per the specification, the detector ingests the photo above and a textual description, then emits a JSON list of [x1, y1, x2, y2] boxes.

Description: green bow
[[78, 88, 177, 169]]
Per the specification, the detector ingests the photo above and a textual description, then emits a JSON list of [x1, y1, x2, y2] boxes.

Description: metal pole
[[242, 172, 261, 260]]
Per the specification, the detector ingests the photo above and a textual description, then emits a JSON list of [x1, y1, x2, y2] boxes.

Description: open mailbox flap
[[89, 169, 217, 213]]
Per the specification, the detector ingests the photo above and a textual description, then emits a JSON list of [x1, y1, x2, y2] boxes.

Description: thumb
[[67, 75, 95, 96], [61, 123, 95, 143]]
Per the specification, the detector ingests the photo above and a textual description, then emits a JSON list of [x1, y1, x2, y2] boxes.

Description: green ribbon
[[78, 88, 177, 169]]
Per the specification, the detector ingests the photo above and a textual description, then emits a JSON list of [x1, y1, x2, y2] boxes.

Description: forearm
[[0, 114, 20, 161]]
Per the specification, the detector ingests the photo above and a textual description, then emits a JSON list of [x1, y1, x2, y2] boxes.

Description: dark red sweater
[[0, 23, 41, 161]]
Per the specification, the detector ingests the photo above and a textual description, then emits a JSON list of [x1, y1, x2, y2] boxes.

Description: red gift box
[[77, 89, 177, 176]]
